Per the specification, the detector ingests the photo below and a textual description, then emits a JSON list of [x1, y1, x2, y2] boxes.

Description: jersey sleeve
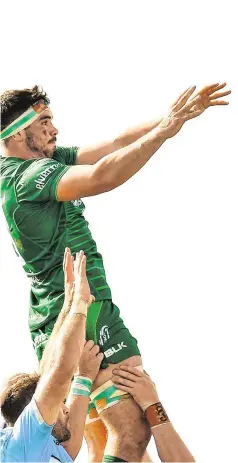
[[15, 158, 69, 202], [53, 146, 78, 165], [7, 399, 53, 462]]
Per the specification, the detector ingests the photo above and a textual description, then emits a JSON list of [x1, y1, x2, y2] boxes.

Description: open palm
[[189, 82, 231, 113]]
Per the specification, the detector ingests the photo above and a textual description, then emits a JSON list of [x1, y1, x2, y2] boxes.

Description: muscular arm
[[151, 421, 195, 462], [76, 116, 163, 165], [35, 309, 86, 425], [38, 295, 73, 375], [58, 85, 208, 201], [57, 124, 168, 201], [112, 366, 195, 463], [39, 250, 75, 375], [35, 252, 90, 427], [63, 342, 103, 460]]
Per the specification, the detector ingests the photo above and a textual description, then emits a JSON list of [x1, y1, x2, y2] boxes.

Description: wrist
[[71, 375, 93, 398], [70, 297, 89, 316], [145, 401, 170, 428]]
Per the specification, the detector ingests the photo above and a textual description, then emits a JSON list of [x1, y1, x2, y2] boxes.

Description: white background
[[0, 1, 237, 461]]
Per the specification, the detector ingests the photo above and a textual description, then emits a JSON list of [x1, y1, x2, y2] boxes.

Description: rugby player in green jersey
[[0, 83, 230, 462]]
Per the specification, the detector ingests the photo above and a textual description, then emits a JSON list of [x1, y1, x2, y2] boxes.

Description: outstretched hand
[[188, 82, 231, 113], [63, 248, 95, 306], [73, 251, 95, 305], [159, 82, 231, 139]]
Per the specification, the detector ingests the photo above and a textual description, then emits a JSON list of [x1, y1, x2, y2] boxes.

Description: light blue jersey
[[0, 398, 73, 462]]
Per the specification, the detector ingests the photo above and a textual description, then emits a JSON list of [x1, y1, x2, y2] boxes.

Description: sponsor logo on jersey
[[99, 325, 110, 346], [71, 199, 82, 207], [33, 333, 48, 348], [35, 163, 61, 190], [104, 341, 127, 358]]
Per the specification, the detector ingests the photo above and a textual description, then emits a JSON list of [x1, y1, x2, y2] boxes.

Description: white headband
[[0, 102, 48, 140]]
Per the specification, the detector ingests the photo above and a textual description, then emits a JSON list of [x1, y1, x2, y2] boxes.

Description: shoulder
[[53, 146, 78, 165]]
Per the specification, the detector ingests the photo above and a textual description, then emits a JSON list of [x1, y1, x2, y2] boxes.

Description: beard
[[25, 130, 55, 158], [52, 420, 71, 443]]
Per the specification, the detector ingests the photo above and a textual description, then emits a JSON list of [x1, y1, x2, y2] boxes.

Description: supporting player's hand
[[63, 247, 75, 303], [112, 365, 159, 411], [76, 340, 104, 381], [159, 82, 231, 139], [73, 251, 95, 305]]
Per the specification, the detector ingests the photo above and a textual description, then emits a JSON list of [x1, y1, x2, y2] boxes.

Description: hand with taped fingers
[[159, 82, 231, 139], [112, 365, 159, 411], [76, 340, 104, 381]]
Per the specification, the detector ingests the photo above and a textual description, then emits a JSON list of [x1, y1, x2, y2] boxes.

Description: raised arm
[[76, 116, 163, 165], [62, 340, 103, 459], [39, 248, 76, 375], [57, 83, 230, 201], [112, 366, 195, 462], [34, 250, 94, 426]]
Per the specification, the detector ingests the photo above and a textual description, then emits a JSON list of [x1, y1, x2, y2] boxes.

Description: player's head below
[[0, 372, 71, 443], [0, 85, 58, 159]]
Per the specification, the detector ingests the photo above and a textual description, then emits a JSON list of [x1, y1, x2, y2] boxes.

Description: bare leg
[[102, 396, 151, 462], [85, 416, 153, 463], [90, 355, 151, 462], [84, 418, 107, 462]]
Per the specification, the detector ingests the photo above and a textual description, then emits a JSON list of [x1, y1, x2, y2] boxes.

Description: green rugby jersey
[[0, 146, 111, 331]]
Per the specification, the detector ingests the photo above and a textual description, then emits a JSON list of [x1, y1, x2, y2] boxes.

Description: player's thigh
[[92, 354, 142, 390], [101, 396, 151, 456]]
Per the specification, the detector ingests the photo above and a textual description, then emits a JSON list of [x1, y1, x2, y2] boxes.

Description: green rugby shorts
[[31, 300, 141, 369]]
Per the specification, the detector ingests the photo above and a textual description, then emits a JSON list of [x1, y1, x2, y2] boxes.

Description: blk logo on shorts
[[99, 325, 110, 346], [104, 342, 127, 358]]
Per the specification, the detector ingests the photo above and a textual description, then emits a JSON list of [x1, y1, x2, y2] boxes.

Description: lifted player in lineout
[[0, 83, 230, 462]]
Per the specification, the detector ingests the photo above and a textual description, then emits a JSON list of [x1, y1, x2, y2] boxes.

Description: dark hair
[[0, 85, 50, 132], [1, 372, 40, 426]]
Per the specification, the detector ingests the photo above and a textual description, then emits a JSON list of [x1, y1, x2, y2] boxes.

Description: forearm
[[76, 116, 163, 165], [39, 293, 73, 375], [46, 299, 87, 383], [63, 393, 90, 459], [145, 402, 195, 462], [152, 423, 195, 462], [114, 116, 164, 149], [94, 124, 168, 191]]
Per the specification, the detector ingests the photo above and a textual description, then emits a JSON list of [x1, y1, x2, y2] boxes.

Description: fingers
[[210, 100, 229, 106], [80, 254, 87, 277], [210, 90, 231, 100], [208, 82, 227, 94], [112, 368, 137, 382], [173, 86, 196, 111], [112, 374, 135, 387], [74, 250, 84, 274], [112, 383, 132, 393], [172, 86, 195, 106], [84, 340, 101, 356], [63, 247, 70, 272], [84, 340, 95, 350], [118, 365, 143, 377], [91, 344, 100, 356], [96, 352, 104, 363]]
